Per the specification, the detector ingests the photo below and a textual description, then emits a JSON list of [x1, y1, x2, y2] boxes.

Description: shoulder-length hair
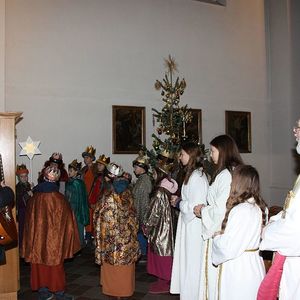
[[221, 165, 267, 233], [181, 142, 204, 185], [210, 134, 243, 183]]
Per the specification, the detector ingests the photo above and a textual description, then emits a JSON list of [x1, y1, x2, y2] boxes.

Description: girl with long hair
[[170, 142, 209, 299], [212, 165, 266, 300], [193, 134, 244, 299]]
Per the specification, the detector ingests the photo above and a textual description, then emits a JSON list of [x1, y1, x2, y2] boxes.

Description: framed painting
[[112, 105, 146, 154], [225, 110, 252, 153], [186, 109, 202, 144], [193, 0, 226, 6]]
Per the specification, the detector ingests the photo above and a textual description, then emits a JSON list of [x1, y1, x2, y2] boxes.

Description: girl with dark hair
[[144, 164, 178, 294], [170, 142, 209, 299], [193, 134, 244, 299], [211, 165, 266, 300]]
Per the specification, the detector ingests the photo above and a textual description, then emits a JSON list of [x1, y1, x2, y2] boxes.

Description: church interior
[[0, 0, 300, 299]]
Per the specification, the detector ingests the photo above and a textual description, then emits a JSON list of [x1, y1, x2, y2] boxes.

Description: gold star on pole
[[19, 136, 41, 160], [164, 55, 178, 75]]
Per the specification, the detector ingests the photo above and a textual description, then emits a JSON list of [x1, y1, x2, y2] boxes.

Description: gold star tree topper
[[19, 136, 41, 160]]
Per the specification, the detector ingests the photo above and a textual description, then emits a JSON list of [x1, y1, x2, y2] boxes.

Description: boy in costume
[[66, 159, 89, 249], [132, 152, 152, 258], [38, 152, 68, 194], [89, 154, 110, 206], [80, 146, 97, 246], [21, 166, 80, 300], [16, 164, 33, 248], [94, 162, 140, 298]]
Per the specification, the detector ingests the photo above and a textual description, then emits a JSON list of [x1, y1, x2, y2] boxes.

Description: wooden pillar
[[0, 112, 22, 300]]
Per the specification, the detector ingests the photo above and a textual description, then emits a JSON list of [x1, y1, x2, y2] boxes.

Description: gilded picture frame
[[112, 105, 146, 154], [186, 109, 202, 144], [225, 110, 252, 153]]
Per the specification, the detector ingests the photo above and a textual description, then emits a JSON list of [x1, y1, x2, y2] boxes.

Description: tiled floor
[[18, 247, 180, 300]]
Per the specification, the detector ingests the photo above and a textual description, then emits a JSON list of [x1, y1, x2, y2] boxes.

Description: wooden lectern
[[0, 112, 22, 300]]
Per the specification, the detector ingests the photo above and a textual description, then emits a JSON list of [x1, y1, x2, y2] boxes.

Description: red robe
[[21, 182, 81, 265]]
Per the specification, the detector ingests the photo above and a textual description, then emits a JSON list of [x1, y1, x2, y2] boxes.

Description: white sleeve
[[201, 171, 231, 240], [212, 204, 259, 265], [180, 172, 208, 224], [259, 205, 300, 256], [297, 140, 300, 155]]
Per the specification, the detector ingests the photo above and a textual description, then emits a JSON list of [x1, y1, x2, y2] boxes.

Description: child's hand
[[193, 204, 205, 217], [170, 195, 179, 207], [213, 231, 222, 238], [141, 225, 148, 237], [0, 180, 5, 187], [293, 119, 300, 140]]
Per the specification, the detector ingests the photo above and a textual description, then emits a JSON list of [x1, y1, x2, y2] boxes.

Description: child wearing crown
[[66, 160, 89, 249], [132, 152, 153, 258], [21, 166, 80, 300], [89, 154, 110, 207], [80, 146, 98, 247], [144, 160, 178, 294], [37, 152, 69, 194], [16, 164, 33, 248], [94, 162, 140, 298]]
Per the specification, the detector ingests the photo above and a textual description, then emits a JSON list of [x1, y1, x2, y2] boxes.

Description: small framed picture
[[112, 105, 146, 154], [225, 110, 251, 153], [186, 109, 202, 144]]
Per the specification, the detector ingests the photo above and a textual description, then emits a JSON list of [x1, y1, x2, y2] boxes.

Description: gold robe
[[145, 187, 174, 256]]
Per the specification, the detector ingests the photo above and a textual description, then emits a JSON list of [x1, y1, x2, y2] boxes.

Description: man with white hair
[[258, 119, 300, 299]]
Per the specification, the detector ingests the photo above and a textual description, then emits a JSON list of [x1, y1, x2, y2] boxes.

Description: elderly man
[[258, 119, 300, 300]]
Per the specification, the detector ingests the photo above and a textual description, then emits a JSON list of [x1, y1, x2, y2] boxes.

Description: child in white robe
[[193, 134, 243, 300], [212, 165, 266, 300], [170, 142, 209, 300]]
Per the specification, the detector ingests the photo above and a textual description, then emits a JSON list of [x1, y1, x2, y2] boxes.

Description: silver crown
[[106, 162, 123, 177]]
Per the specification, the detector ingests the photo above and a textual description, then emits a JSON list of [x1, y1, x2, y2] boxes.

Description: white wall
[[0, 0, 5, 110], [5, 0, 271, 200], [267, 0, 300, 206]]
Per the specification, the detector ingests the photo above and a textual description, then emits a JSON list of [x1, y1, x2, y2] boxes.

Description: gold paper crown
[[44, 166, 61, 182], [16, 164, 29, 175], [96, 154, 110, 166], [157, 160, 174, 175], [157, 149, 175, 164], [82, 145, 96, 160], [132, 151, 149, 168], [160, 149, 174, 159], [68, 159, 82, 171]]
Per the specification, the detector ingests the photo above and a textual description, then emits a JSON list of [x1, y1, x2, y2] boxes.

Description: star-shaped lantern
[[19, 136, 41, 160]]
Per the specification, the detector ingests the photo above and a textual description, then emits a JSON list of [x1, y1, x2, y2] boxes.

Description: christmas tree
[[151, 55, 192, 155], [141, 55, 211, 175]]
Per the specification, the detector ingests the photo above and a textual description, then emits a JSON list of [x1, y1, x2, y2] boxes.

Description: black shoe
[[138, 255, 147, 263]]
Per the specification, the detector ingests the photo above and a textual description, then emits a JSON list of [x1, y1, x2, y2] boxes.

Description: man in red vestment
[[21, 166, 80, 300]]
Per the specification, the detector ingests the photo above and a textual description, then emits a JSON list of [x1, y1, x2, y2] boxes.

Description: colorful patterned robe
[[94, 189, 140, 265]]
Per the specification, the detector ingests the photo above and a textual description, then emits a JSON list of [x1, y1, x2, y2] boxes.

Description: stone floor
[[18, 247, 180, 300]]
